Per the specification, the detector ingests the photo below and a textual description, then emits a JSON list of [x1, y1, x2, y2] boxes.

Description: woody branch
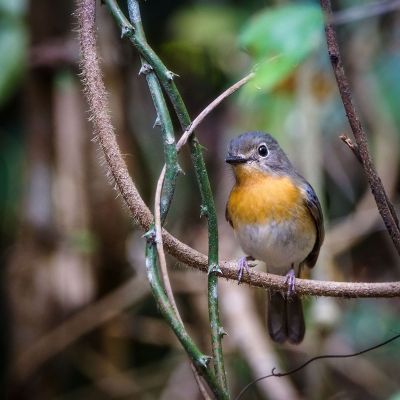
[[321, 0, 400, 256]]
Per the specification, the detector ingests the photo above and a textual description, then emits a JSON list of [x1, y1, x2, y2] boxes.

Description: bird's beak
[[225, 155, 248, 165]]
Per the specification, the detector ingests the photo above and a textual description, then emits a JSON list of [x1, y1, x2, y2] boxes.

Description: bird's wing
[[225, 204, 233, 228], [302, 182, 324, 268]]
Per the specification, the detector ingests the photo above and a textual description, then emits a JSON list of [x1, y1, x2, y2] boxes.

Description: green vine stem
[[145, 71, 179, 222], [127, 1, 227, 391], [125, 5, 212, 397], [145, 240, 227, 399], [104, 0, 228, 393]]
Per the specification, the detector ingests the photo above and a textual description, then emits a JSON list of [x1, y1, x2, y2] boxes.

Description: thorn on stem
[[142, 228, 156, 244], [340, 134, 362, 163], [153, 115, 161, 128], [121, 25, 132, 39], [197, 354, 212, 369], [218, 326, 228, 337], [208, 263, 222, 275], [200, 204, 208, 218], [139, 63, 153, 76], [165, 70, 179, 81]]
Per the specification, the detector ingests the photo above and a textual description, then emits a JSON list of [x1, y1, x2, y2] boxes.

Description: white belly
[[235, 220, 316, 275]]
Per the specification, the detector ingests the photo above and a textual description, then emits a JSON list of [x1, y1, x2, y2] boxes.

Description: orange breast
[[227, 166, 309, 227]]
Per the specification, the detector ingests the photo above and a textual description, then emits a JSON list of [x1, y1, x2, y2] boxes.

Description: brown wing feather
[[225, 203, 233, 228], [302, 182, 324, 268]]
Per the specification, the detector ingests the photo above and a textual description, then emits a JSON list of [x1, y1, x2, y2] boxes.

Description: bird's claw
[[285, 268, 296, 297], [237, 256, 256, 284]]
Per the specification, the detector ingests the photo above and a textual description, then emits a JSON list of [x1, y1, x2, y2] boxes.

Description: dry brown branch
[[321, 0, 400, 255], [77, 0, 400, 304]]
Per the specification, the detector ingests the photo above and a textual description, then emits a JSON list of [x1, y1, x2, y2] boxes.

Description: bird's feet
[[285, 267, 296, 297], [237, 256, 256, 284]]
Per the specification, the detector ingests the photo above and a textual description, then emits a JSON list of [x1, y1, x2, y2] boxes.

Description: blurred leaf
[[374, 53, 400, 130], [0, 19, 27, 105], [239, 4, 323, 91], [0, 0, 27, 17], [388, 393, 400, 400], [167, 5, 243, 74], [0, 133, 23, 238], [169, 5, 238, 49]]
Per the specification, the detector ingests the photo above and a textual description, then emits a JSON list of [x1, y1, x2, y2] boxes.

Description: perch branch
[[321, 0, 400, 256]]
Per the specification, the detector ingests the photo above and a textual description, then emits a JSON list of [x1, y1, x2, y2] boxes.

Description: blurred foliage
[[0, 0, 27, 105], [239, 4, 323, 93], [375, 53, 400, 131]]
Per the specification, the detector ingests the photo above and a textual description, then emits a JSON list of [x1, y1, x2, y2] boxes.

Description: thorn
[[142, 228, 156, 244], [208, 263, 222, 275], [197, 355, 212, 369], [340, 134, 362, 163], [121, 25, 131, 39], [165, 70, 179, 81], [200, 205, 208, 218], [139, 63, 153, 76], [218, 326, 228, 337], [153, 115, 161, 128]]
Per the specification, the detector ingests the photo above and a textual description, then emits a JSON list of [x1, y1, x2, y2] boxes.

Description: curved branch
[[78, 0, 400, 300]]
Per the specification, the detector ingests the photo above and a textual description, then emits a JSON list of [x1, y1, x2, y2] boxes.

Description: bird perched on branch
[[225, 131, 324, 344]]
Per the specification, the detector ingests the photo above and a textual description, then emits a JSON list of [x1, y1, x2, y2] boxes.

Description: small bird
[[225, 131, 324, 344]]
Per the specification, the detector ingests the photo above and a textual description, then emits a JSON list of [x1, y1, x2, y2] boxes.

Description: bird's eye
[[257, 144, 268, 157]]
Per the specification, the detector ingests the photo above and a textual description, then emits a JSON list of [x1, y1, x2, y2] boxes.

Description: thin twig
[[234, 333, 400, 400], [153, 72, 255, 305], [176, 72, 255, 151], [330, 0, 400, 25], [321, 0, 400, 256], [154, 166, 179, 315]]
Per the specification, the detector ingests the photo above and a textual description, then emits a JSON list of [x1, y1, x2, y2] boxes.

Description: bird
[[225, 131, 324, 344]]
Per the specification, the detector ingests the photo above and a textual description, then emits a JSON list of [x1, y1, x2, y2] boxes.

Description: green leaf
[[0, 0, 27, 17], [169, 5, 238, 50], [239, 4, 323, 90], [0, 19, 27, 105]]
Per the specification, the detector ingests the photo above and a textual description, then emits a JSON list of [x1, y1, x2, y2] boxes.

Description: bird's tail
[[267, 290, 305, 344]]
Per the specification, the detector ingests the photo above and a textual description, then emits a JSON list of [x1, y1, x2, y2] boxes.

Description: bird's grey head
[[225, 131, 293, 175]]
